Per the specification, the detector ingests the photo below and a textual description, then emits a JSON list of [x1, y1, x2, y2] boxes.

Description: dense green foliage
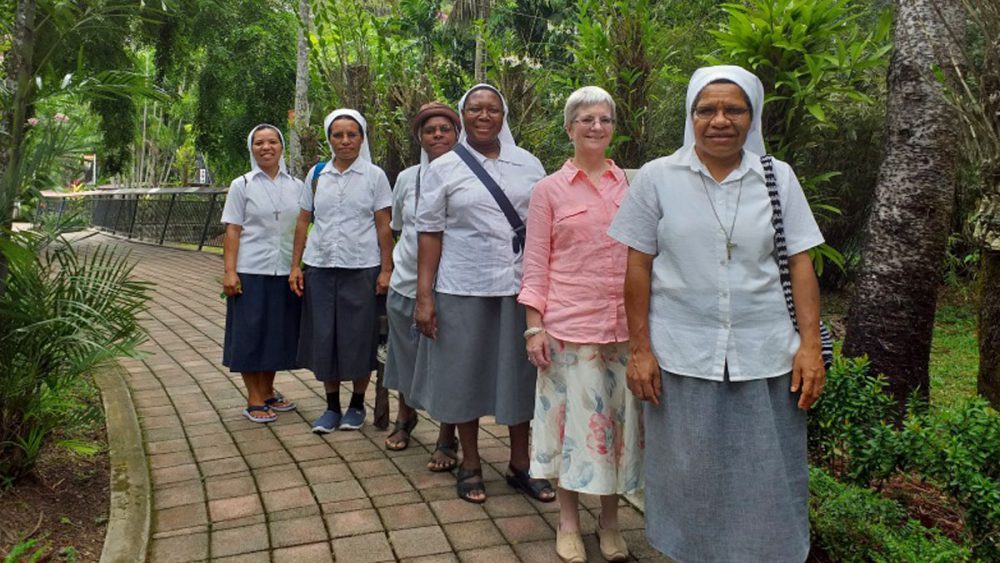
[[809, 467, 972, 562], [0, 231, 150, 483], [809, 356, 1000, 560]]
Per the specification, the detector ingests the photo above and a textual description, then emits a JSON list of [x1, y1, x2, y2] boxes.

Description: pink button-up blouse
[[518, 159, 629, 344]]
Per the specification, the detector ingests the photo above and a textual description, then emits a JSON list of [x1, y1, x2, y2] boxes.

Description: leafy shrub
[[810, 356, 1000, 559], [897, 399, 1000, 560], [809, 467, 972, 562], [0, 230, 150, 483], [808, 355, 899, 484]]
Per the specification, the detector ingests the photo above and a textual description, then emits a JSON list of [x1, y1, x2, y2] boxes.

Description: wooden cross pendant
[[726, 240, 737, 260], [273, 211, 280, 221]]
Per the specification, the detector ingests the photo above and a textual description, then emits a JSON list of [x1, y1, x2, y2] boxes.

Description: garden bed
[[0, 423, 110, 561]]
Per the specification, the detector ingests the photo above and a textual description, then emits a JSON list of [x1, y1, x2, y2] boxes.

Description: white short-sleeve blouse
[[299, 158, 392, 269], [389, 164, 420, 298], [415, 141, 546, 297], [608, 146, 825, 381], [221, 170, 307, 276]]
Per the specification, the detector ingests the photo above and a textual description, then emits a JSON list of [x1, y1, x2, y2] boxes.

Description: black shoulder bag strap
[[761, 154, 834, 370], [451, 143, 526, 254]]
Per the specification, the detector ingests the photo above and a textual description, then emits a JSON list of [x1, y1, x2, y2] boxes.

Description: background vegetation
[[2, 0, 997, 560]]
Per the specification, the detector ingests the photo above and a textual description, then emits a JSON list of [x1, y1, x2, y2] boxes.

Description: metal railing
[[35, 187, 230, 250]]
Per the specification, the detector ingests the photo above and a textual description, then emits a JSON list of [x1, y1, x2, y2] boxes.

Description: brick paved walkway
[[74, 232, 664, 562]]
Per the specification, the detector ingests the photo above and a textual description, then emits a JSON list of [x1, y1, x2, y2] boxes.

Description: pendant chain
[[699, 173, 743, 260], [259, 174, 283, 221]]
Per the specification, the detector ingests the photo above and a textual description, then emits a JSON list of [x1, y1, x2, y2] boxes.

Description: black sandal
[[456, 465, 486, 504], [505, 465, 556, 503], [384, 416, 418, 451], [427, 442, 459, 472]]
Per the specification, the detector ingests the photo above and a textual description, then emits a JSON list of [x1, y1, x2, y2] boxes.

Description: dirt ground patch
[[0, 427, 110, 562]]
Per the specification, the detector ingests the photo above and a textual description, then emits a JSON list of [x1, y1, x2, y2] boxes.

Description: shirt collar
[[682, 144, 765, 182], [462, 139, 525, 166], [249, 168, 292, 182], [321, 158, 366, 176], [560, 158, 624, 184]]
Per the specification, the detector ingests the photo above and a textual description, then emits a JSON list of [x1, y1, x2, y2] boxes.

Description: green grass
[[929, 290, 980, 408], [166, 241, 223, 255]]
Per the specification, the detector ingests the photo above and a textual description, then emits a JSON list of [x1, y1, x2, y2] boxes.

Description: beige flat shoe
[[596, 521, 629, 561], [556, 528, 586, 563]]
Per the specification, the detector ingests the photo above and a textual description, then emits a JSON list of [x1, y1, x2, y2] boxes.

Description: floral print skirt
[[529, 338, 643, 495]]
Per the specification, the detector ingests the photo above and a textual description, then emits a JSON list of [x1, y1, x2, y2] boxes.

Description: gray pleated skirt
[[643, 370, 809, 563], [383, 289, 425, 407], [223, 273, 301, 373], [296, 266, 379, 382], [409, 293, 535, 426]]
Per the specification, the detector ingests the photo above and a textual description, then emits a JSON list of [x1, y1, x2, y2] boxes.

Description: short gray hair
[[564, 86, 616, 129]]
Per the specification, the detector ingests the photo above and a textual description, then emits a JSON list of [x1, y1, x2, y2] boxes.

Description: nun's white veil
[[323, 108, 372, 163], [682, 65, 766, 156], [246, 124, 288, 175], [457, 84, 517, 148]]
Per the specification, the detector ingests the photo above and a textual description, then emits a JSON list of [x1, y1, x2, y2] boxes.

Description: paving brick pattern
[[73, 233, 668, 562]]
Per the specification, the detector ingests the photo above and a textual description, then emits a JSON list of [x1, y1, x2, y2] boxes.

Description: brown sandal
[[384, 416, 418, 451]]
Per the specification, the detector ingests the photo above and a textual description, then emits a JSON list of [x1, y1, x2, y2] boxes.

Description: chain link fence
[[35, 187, 230, 250]]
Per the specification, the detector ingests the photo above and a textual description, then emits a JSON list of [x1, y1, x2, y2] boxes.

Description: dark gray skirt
[[296, 266, 379, 382], [223, 273, 301, 373], [409, 293, 535, 426], [643, 370, 809, 563], [383, 290, 425, 406]]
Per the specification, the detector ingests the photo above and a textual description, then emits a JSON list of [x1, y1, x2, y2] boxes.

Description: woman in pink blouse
[[518, 86, 643, 563]]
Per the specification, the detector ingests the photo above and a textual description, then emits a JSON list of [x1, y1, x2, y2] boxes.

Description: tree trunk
[[843, 0, 964, 416], [980, 248, 1000, 408], [474, 33, 485, 82], [2, 0, 37, 229], [288, 0, 311, 179]]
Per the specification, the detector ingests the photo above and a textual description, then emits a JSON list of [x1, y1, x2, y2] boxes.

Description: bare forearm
[[416, 232, 442, 300], [375, 209, 394, 273], [525, 307, 543, 330], [624, 249, 655, 354], [291, 210, 310, 267], [223, 225, 241, 274], [789, 252, 821, 347]]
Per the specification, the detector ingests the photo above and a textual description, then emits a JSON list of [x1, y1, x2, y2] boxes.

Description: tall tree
[[288, 0, 312, 178], [451, 0, 497, 81], [843, 0, 965, 414], [939, 0, 1000, 408]]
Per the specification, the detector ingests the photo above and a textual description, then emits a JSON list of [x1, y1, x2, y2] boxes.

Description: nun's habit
[[296, 109, 393, 382], [221, 124, 306, 373], [409, 84, 547, 425], [608, 66, 825, 562]]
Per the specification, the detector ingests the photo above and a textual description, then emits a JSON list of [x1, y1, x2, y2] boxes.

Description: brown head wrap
[[411, 102, 461, 139]]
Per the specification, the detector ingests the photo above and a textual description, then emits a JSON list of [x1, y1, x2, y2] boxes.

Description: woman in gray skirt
[[608, 65, 826, 562], [290, 109, 394, 433], [383, 102, 459, 471], [412, 84, 555, 504], [222, 124, 306, 423]]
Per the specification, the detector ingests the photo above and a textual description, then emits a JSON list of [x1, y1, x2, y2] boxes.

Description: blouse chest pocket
[[552, 205, 590, 244]]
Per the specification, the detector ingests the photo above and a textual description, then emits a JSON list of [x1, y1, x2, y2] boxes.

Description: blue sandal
[[242, 405, 277, 423], [265, 395, 296, 412]]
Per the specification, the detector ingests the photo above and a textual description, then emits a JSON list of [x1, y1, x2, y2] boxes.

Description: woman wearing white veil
[[412, 84, 554, 505], [222, 124, 307, 423], [290, 109, 394, 433], [609, 66, 826, 561]]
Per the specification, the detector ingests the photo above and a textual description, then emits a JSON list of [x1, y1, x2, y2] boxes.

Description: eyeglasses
[[421, 124, 455, 135], [330, 131, 361, 141], [693, 106, 750, 120], [463, 106, 503, 117], [574, 116, 615, 128]]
